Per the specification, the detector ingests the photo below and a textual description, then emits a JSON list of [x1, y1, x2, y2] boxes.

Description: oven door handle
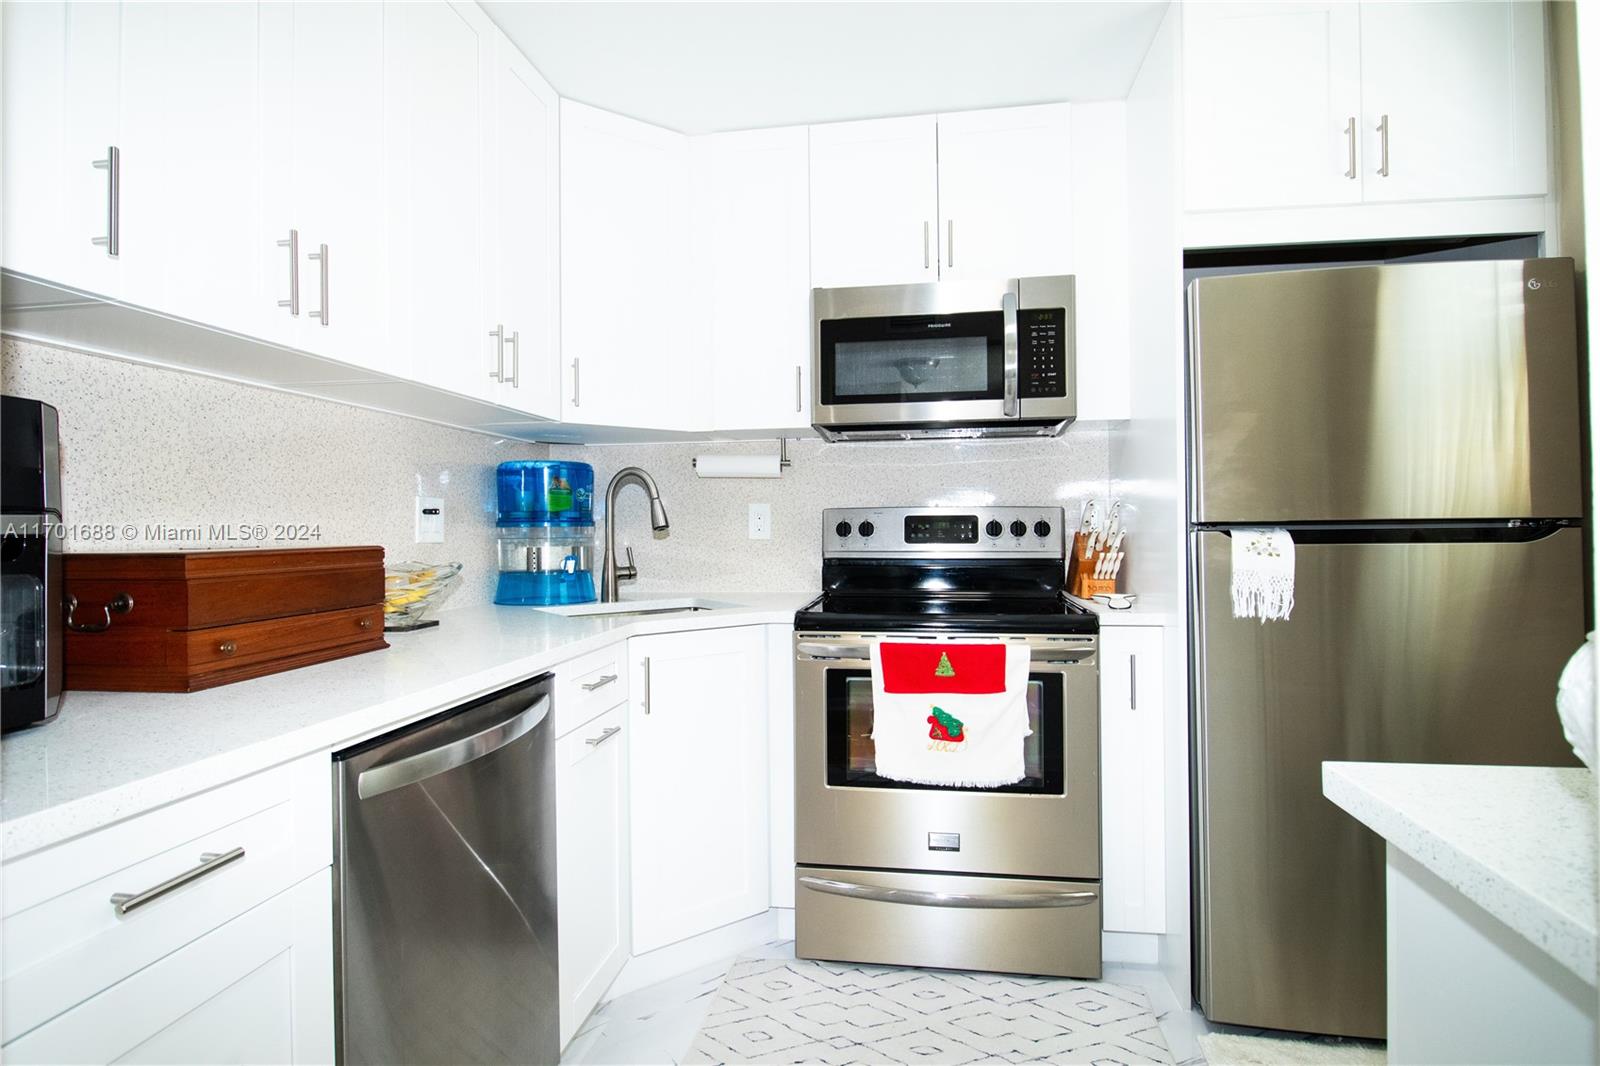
[[798, 875, 1097, 910], [796, 642, 871, 660]]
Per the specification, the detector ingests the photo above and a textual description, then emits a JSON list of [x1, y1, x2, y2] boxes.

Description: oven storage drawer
[[795, 866, 1101, 980]]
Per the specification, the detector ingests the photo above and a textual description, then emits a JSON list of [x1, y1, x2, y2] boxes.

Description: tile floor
[[562, 941, 1215, 1065]]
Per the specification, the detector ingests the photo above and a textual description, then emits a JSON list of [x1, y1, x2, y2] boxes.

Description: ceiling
[[479, 2, 1170, 134]]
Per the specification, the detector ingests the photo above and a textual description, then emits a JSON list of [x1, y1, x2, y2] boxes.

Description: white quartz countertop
[[1, 593, 810, 860], [1324, 761, 1597, 986], [1066, 595, 1174, 627]]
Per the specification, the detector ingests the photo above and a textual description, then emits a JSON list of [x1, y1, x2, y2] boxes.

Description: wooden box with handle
[[64, 547, 387, 692]]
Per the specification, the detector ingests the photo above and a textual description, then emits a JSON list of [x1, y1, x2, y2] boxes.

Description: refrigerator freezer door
[[1189, 258, 1582, 524], [1191, 528, 1584, 1037]]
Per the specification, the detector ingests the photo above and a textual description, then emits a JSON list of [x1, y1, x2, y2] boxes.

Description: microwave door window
[[821, 311, 1003, 405], [834, 336, 990, 399]]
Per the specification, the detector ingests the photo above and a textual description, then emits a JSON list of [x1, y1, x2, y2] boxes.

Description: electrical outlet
[[415, 496, 444, 543], [748, 503, 771, 540]]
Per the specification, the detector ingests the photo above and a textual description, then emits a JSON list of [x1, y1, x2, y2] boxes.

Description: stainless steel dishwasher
[[333, 673, 557, 1065]]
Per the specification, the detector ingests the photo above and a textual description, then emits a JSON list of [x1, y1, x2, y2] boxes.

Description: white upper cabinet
[[936, 103, 1073, 281], [384, 1, 493, 394], [118, 3, 263, 337], [695, 127, 813, 433], [560, 100, 700, 431], [1069, 102, 1130, 421], [809, 115, 939, 288], [485, 37, 562, 419], [1185, 1, 1549, 214], [1358, 1, 1548, 203], [1, 2, 125, 298], [261, 1, 388, 371], [1184, 2, 1364, 212]]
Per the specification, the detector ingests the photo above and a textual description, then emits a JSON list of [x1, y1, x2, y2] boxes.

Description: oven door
[[794, 632, 1099, 881], [813, 280, 1018, 429]]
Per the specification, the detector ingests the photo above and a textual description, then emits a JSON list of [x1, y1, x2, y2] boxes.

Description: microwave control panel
[[1018, 307, 1067, 398]]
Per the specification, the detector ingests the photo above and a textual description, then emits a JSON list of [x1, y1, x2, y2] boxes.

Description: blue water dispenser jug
[[494, 461, 598, 606]]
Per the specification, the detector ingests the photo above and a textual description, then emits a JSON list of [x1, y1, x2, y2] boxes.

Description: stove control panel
[[824, 506, 1064, 559]]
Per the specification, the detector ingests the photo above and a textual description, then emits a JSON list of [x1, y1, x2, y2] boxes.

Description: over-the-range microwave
[[810, 275, 1075, 441]]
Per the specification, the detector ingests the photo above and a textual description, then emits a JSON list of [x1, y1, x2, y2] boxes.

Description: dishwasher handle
[[357, 695, 550, 800]]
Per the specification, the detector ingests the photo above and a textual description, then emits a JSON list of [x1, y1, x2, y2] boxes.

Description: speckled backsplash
[[549, 432, 1111, 596], [1, 338, 545, 610]]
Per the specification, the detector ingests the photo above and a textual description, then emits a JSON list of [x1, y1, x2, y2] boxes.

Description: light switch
[[415, 496, 444, 543]]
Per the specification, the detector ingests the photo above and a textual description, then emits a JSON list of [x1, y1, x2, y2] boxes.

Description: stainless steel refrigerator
[[1187, 257, 1586, 1039]]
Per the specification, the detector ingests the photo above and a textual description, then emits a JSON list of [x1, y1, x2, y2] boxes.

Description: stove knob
[[858, 520, 875, 538], [1034, 520, 1052, 538], [1009, 520, 1028, 538], [985, 519, 1003, 538], [835, 521, 852, 538]]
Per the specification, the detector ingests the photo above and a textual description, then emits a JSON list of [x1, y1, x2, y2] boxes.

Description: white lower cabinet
[[5, 869, 334, 1066], [1099, 626, 1166, 934], [628, 627, 769, 955], [556, 703, 629, 1049]]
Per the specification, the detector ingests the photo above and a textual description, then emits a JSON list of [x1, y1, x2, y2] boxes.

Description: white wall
[[1108, 2, 1189, 1008], [1, 338, 542, 608]]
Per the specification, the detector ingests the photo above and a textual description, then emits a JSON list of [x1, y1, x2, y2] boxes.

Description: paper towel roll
[[694, 454, 782, 478]]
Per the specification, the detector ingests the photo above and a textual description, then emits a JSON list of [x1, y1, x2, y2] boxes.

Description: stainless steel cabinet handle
[[276, 229, 300, 315], [581, 673, 618, 692], [1344, 117, 1357, 179], [571, 359, 580, 407], [358, 696, 549, 799], [488, 324, 505, 382], [795, 366, 803, 413], [1129, 653, 1137, 710], [1377, 114, 1390, 177], [508, 330, 521, 388], [90, 146, 120, 257], [799, 875, 1096, 910], [307, 243, 329, 326], [947, 220, 954, 268], [110, 847, 245, 916], [641, 656, 651, 715], [1001, 289, 1019, 417], [922, 221, 930, 270], [585, 725, 622, 748]]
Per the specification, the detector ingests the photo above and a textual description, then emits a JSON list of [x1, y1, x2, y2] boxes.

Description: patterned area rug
[[1198, 1032, 1386, 1065], [684, 956, 1175, 1065]]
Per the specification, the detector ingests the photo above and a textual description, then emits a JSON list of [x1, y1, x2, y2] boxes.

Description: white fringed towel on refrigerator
[[869, 641, 1032, 788], [1231, 528, 1296, 622]]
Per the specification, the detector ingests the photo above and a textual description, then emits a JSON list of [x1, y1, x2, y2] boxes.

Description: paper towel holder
[[692, 439, 793, 478]]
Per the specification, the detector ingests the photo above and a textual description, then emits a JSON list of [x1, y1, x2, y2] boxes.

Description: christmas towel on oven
[[869, 641, 1032, 788]]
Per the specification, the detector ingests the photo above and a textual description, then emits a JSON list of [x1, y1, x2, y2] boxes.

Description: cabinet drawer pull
[[585, 725, 622, 748], [91, 145, 120, 257], [64, 592, 133, 633], [1377, 114, 1390, 177], [218, 640, 238, 656], [1129, 653, 1137, 710], [110, 847, 246, 916], [508, 329, 521, 388], [922, 220, 930, 269], [795, 365, 803, 413], [571, 358, 581, 407], [1344, 116, 1357, 179], [581, 673, 618, 692], [947, 219, 954, 268], [358, 617, 373, 631], [641, 656, 651, 714]]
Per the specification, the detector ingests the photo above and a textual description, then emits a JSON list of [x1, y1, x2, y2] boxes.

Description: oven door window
[[825, 670, 1064, 795], [820, 311, 1003, 406]]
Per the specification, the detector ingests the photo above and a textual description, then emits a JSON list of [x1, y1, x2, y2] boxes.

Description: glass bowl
[[383, 561, 464, 631]]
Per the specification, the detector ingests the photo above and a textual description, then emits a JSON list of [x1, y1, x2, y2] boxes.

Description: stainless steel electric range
[[792, 506, 1102, 979]]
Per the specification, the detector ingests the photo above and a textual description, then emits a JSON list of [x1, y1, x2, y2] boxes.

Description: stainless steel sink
[[534, 597, 737, 619]]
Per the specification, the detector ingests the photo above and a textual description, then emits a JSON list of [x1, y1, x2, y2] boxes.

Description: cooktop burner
[[794, 506, 1098, 635]]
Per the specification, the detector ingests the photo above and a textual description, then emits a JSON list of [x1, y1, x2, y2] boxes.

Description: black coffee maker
[[2, 396, 63, 731]]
